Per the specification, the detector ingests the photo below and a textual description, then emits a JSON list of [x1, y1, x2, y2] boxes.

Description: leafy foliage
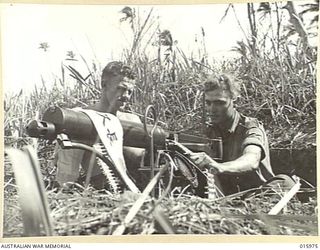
[[3, 2, 318, 237], [4, 3, 317, 149]]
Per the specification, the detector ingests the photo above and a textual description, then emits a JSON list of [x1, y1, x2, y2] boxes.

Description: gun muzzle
[[26, 120, 56, 140]]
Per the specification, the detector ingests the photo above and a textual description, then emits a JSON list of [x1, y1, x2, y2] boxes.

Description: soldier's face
[[105, 76, 134, 110], [205, 89, 234, 124]]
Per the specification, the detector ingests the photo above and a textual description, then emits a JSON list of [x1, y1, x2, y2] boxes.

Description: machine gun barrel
[[26, 107, 222, 160], [27, 107, 167, 148]]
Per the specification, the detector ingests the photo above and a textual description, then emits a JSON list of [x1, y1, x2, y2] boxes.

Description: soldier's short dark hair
[[203, 74, 240, 99], [101, 61, 135, 88]]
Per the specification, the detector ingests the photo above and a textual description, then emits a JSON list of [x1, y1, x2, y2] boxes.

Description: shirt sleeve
[[241, 125, 267, 161]]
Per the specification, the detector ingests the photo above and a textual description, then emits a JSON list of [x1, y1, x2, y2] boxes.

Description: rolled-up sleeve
[[242, 125, 267, 161]]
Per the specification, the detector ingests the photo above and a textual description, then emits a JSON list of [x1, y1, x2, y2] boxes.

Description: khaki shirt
[[206, 111, 275, 195]]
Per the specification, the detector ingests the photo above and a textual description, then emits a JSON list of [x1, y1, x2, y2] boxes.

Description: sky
[[0, 1, 317, 94]]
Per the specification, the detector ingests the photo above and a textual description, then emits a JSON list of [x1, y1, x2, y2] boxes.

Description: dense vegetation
[[4, 1, 318, 148], [3, 1, 318, 237]]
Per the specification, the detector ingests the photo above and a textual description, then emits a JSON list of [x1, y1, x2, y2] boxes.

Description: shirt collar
[[228, 110, 240, 133], [209, 110, 240, 136]]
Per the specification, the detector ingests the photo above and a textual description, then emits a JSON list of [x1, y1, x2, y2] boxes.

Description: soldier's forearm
[[210, 152, 260, 174]]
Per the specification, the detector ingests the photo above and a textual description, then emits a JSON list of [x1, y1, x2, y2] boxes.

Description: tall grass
[[4, 2, 317, 149]]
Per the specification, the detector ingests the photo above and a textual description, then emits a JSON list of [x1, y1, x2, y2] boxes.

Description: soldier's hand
[[187, 152, 220, 174]]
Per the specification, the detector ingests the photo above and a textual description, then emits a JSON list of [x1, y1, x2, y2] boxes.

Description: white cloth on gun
[[78, 108, 140, 193]]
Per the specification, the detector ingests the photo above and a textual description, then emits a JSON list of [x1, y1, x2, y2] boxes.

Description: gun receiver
[[26, 107, 222, 160]]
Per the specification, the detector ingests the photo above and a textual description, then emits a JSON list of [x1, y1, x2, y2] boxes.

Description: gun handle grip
[[167, 140, 193, 155]]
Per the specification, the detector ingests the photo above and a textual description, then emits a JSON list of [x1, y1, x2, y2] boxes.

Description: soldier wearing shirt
[[54, 61, 144, 190], [188, 74, 294, 195]]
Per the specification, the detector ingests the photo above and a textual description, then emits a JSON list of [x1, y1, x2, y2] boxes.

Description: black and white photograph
[[1, 0, 319, 241]]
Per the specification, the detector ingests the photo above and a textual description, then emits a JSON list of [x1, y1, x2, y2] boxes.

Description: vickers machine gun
[[26, 106, 223, 198]]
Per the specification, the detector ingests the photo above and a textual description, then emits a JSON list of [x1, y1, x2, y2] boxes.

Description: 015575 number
[[300, 244, 318, 248]]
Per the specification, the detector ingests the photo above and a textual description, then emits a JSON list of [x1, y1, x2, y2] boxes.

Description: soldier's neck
[[217, 108, 236, 132], [88, 98, 117, 115]]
